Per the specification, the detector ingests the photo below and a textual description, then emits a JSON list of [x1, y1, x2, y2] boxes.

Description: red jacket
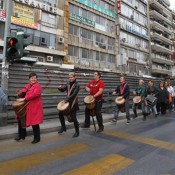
[[20, 82, 43, 127]]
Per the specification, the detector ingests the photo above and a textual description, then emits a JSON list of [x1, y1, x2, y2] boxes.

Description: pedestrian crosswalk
[[0, 142, 89, 175], [61, 154, 134, 175], [0, 126, 175, 175]]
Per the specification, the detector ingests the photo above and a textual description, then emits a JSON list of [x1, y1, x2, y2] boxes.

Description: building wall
[[117, 0, 150, 76], [149, 0, 173, 77], [0, 0, 66, 65], [64, 0, 117, 71]]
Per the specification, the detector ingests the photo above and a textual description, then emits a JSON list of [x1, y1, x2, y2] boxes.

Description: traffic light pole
[[0, 0, 12, 126]]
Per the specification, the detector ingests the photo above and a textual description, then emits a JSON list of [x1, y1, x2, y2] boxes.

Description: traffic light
[[6, 37, 20, 60], [16, 30, 30, 58]]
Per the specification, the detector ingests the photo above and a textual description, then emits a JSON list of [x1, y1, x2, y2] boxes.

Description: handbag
[[169, 95, 172, 104]]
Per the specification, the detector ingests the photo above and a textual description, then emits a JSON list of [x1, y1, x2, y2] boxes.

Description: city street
[[1, 113, 175, 175]]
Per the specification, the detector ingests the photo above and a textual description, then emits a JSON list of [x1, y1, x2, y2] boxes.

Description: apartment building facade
[[0, 0, 66, 66], [64, 0, 117, 71], [149, 0, 174, 77], [117, 0, 150, 76]]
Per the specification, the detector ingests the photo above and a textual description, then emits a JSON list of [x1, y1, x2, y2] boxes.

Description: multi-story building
[[149, 0, 174, 77], [117, 0, 150, 76], [171, 10, 175, 77], [0, 0, 66, 66], [64, 0, 117, 71]]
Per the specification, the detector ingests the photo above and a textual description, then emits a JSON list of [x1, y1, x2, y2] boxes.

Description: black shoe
[[143, 117, 146, 121], [155, 114, 158, 118], [81, 124, 90, 129], [14, 137, 25, 141], [72, 132, 79, 138], [97, 127, 104, 133], [58, 127, 66, 134], [31, 139, 40, 144]]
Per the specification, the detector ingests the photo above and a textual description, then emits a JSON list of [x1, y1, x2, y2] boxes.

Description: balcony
[[150, 32, 173, 45], [150, 21, 172, 34], [150, 10, 172, 25], [151, 43, 172, 54], [151, 54, 174, 65], [149, 0, 171, 16], [151, 66, 172, 76]]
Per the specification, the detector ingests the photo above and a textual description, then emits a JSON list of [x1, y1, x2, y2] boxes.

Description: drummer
[[112, 75, 130, 124], [58, 72, 80, 137], [81, 71, 105, 132], [132, 79, 146, 120]]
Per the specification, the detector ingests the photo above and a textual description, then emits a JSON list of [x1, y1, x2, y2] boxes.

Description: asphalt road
[[1, 112, 175, 175]]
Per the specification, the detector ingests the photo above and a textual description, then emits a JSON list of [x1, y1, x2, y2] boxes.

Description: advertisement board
[[11, 2, 39, 29]]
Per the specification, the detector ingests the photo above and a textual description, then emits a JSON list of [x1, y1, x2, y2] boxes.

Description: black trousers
[[85, 100, 104, 129], [18, 121, 40, 141], [59, 109, 79, 133], [32, 124, 40, 141], [157, 102, 166, 115], [18, 120, 26, 139]]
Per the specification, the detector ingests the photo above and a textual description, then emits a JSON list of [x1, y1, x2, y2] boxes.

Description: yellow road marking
[[61, 154, 134, 175], [0, 143, 89, 175], [104, 130, 175, 152], [0, 134, 65, 153]]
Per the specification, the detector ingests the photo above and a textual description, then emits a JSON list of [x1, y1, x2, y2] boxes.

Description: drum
[[84, 95, 95, 110], [115, 96, 125, 113], [145, 95, 157, 107], [12, 100, 27, 128], [133, 96, 141, 104], [57, 100, 72, 122]]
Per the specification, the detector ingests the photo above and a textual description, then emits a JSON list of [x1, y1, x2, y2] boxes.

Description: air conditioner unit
[[47, 56, 53, 62], [58, 36, 64, 43]]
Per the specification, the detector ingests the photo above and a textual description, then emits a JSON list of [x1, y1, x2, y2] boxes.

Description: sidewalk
[[0, 110, 143, 140]]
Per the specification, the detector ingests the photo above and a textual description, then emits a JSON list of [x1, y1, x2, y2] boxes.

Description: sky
[[169, 0, 175, 10]]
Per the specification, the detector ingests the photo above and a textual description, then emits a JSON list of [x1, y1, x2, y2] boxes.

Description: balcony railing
[[150, 10, 172, 25]]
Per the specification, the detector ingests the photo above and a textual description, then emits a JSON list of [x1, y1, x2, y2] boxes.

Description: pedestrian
[[15, 72, 43, 144], [58, 72, 80, 137], [156, 81, 168, 115], [112, 75, 130, 124], [145, 80, 158, 117], [81, 71, 105, 132], [165, 81, 174, 112], [132, 79, 147, 120]]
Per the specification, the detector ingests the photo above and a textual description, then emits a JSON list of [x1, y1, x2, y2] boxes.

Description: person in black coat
[[156, 81, 169, 115], [57, 72, 80, 137]]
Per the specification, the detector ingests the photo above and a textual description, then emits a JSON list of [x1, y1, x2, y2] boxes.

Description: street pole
[[0, 0, 12, 126]]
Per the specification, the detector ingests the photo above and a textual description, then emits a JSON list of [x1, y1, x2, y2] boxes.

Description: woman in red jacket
[[15, 72, 43, 144]]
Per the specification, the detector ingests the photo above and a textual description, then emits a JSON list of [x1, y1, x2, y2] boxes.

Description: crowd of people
[[1, 71, 174, 144]]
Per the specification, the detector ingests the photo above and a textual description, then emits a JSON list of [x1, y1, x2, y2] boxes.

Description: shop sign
[[70, 13, 95, 27], [0, 9, 6, 21], [14, 0, 60, 15], [76, 0, 116, 18], [11, 2, 38, 29]]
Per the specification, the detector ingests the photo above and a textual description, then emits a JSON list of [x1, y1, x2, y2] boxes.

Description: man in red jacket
[[82, 71, 105, 132]]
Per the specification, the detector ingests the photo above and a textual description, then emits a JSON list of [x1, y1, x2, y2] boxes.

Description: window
[[68, 46, 79, 57], [69, 24, 79, 36], [82, 48, 89, 59], [69, 4, 79, 15], [42, 12, 56, 28]]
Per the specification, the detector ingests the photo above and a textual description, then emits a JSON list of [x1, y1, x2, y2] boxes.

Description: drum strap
[[120, 83, 129, 101], [67, 83, 78, 112]]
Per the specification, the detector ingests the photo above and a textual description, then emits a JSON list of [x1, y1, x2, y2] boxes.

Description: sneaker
[[126, 120, 130, 125], [111, 118, 117, 122]]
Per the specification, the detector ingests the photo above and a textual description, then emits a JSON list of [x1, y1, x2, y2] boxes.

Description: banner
[[11, 2, 38, 29], [76, 0, 116, 18]]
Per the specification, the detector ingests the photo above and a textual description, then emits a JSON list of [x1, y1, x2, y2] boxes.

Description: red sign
[[117, 0, 121, 14], [0, 9, 6, 21]]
